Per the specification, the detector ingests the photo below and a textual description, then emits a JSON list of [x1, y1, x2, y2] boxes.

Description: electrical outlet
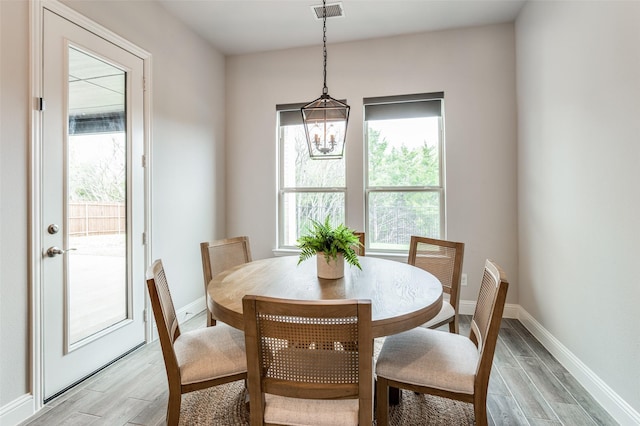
[[461, 273, 468, 286]]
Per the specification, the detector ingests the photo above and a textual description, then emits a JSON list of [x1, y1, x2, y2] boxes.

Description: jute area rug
[[179, 380, 475, 425]]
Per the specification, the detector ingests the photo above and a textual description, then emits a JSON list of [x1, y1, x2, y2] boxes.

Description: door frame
[[29, 0, 153, 410]]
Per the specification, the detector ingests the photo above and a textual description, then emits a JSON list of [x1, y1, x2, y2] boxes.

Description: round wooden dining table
[[207, 255, 443, 338]]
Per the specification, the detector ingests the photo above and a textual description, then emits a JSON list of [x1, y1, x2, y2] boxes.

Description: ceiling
[[156, 0, 527, 56]]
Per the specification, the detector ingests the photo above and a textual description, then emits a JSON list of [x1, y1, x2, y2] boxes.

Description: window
[[364, 93, 445, 252], [277, 104, 346, 249]]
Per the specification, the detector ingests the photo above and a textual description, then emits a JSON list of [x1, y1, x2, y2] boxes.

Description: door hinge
[[143, 77, 147, 92], [37, 97, 46, 111], [142, 232, 146, 245], [141, 155, 146, 167], [143, 309, 147, 322]]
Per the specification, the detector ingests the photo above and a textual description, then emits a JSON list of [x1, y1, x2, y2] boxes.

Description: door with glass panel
[[42, 10, 145, 400]]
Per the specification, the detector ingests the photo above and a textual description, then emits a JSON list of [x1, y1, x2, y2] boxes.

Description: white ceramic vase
[[316, 252, 344, 279]]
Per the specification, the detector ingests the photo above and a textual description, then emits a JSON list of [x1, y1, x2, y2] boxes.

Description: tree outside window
[[365, 94, 445, 252]]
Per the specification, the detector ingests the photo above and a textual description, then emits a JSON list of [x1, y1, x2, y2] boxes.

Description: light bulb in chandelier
[[310, 122, 341, 154]]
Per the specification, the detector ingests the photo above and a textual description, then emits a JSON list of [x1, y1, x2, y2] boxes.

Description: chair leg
[[375, 376, 389, 426], [473, 392, 488, 426], [166, 388, 182, 426], [207, 310, 217, 327], [389, 386, 401, 405], [449, 316, 458, 334]]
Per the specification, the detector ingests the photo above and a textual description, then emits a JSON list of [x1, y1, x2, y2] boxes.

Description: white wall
[[226, 24, 519, 305], [0, 0, 30, 407], [0, 0, 225, 417], [61, 0, 227, 310], [516, 0, 640, 418]]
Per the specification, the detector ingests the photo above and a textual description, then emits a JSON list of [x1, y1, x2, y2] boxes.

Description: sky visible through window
[[368, 117, 439, 152]]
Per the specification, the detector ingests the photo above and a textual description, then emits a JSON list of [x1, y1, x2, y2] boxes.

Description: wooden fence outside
[[68, 202, 125, 236]]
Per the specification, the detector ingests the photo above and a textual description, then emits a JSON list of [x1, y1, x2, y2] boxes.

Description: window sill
[[272, 248, 408, 263]]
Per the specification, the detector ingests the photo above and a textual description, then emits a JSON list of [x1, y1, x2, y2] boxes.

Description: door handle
[[46, 246, 77, 257]]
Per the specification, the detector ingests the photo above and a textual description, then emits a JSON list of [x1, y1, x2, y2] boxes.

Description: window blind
[[276, 103, 305, 126], [276, 100, 349, 126], [363, 92, 444, 121]]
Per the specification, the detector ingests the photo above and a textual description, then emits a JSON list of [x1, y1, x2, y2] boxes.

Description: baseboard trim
[[0, 394, 34, 426], [148, 296, 206, 342], [459, 299, 520, 318], [176, 295, 206, 323], [517, 308, 640, 426]]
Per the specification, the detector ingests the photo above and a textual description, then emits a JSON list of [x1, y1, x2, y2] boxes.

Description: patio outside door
[[41, 9, 146, 400]]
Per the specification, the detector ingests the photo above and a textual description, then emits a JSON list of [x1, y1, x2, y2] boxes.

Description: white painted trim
[[458, 299, 476, 315], [147, 296, 207, 342], [177, 296, 206, 324], [518, 308, 640, 426], [41, 0, 149, 59], [143, 56, 154, 343], [29, 0, 45, 416], [0, 395, 34, 426], [501, 303, 520, 319], [458, 299, 520, 318], [273, 249, 409, 263]]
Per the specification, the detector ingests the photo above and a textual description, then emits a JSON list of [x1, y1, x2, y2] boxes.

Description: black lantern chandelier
[[301, 0, 350, 160]]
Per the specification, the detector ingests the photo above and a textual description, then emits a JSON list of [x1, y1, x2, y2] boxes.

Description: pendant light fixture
[[301, 0, 350, 160]]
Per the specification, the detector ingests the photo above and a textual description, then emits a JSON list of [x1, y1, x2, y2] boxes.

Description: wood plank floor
[[20, 313, 618, 425]]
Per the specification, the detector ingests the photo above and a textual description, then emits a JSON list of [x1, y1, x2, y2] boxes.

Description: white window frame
[[276, 104, 347, 251], [364, 92, 445, 254]]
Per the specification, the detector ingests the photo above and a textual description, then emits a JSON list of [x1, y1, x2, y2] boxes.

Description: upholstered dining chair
[[200, 236, 252, 326], [353, 232, 366, 256], [146, 259, 247, 426], [375, 259, 509, 426], [408, 235, 465, 333], [242, 295, 374, 426]]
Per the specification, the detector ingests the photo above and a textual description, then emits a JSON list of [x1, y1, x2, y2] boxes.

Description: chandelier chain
[[301, 0, 349, 158], [322, 0, 328, 95]]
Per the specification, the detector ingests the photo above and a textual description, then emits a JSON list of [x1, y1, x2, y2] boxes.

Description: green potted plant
[[297, 216, 362, 279]]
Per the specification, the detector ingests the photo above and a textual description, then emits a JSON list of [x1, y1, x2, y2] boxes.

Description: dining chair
[[353, 231, 365, 256], [408, 235, 464, 333], [200, 236, 252, 326], [146, 259, 247, 426], [242, 295, 374, 426], [375, 259, 509, 426]]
